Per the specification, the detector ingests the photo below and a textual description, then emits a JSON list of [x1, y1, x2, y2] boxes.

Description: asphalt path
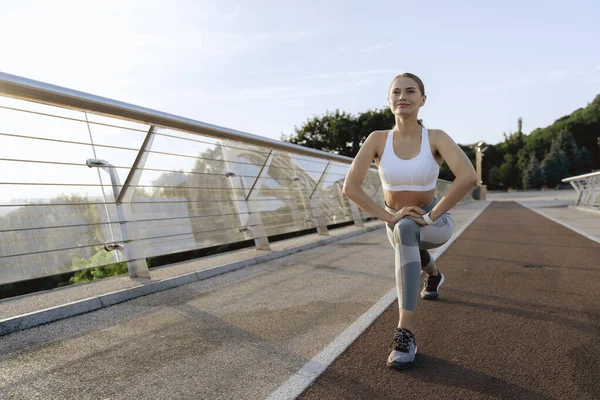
[[299, 201, 600, 400]]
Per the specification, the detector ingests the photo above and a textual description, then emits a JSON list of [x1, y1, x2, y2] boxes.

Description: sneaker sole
[[420, 273, 445, 300], [386, 346, 418, 370]]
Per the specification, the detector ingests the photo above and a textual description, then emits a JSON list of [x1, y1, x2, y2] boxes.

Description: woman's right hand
[[386, 206, 426, 225]]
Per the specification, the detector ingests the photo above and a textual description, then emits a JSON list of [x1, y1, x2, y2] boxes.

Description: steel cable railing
[[0, 71, 472, 286]]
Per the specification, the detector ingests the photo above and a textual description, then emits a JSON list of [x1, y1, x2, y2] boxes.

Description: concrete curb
[[0, 224, 384, 336], [568, 205, 600, 216]]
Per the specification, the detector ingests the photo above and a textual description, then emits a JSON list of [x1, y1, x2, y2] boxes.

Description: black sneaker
[[420, 271, 445, 300], [386, 328, 417, 369]]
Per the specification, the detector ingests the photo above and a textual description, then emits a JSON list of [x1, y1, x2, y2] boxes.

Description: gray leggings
[[385, 197, 454, 311]]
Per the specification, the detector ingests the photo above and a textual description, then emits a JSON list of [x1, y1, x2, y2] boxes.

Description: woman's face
[[388, 77, 426, 117]]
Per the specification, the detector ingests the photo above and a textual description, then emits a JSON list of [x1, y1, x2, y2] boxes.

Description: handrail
[[0, 71, 360, 166], [0, 72, 385, 286], [561, 170, 600, 182]]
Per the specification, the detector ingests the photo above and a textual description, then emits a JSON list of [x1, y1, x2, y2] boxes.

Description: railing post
[[309, 162, 331, 235], [349, 202, 365, 227], [587, 180, 599, 207], [221, 143, 252, 241], [366, 180, 384, 219], [243, 150, 274, 251], [87, 125, 157, 279], [290, 161, 308, 228], [585, 184, 592, 206], [115, 126, 157, 278], [115, 203, 149, 279], [568, 180, 582, 205]]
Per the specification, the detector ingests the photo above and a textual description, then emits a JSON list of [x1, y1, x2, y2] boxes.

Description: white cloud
[[480, 66, 598, 91], [189, 77, 376, 102], [584, 76, 600, 84], [335, 43, 393, 55], [309, 69, 398, 79], [480, 78, 537, 91], [546, 69, 586, 78]]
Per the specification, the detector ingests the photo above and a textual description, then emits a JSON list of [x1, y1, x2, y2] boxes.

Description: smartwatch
[[423, 212, 435, 226]]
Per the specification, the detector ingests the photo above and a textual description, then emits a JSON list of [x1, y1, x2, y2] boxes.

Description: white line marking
[[516, 201, 600, 244], [266, 201, 491, 400]]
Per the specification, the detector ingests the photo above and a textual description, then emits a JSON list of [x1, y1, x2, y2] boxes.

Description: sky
[[2, 0, 599, 148]]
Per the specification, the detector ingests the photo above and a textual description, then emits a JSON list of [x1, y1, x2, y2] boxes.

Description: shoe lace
[[390, 328, 413, 352], [425, 274, 439, 291]]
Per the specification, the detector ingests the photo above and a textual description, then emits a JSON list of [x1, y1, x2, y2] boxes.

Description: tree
[[481, 144, 503, 183], [69, 250, 128, 284], [526, 94, 600, 170], [487, 166, 502, 189], [499, 153, 520, 189], [581, 146, 594, 172], [541, 139, 570, 188], [522, 157, 545, 189], [282, 108, 394, 157], [502, 119, 526, 188], [502, 118, 525, 155], [554, 130, 584, 176]]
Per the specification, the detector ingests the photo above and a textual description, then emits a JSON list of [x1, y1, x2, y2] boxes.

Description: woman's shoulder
[[426, 128, 454, 143], [370, 129, 392, 136], [426, 129, 456, 155], [361, 130, 391, 159], [363, 130, 390, 144], [370, 129, 392, 140], [426, 128, 449, 137]]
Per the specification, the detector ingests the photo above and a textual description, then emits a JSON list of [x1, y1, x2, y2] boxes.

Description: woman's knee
[[394, 218, 420, 244]]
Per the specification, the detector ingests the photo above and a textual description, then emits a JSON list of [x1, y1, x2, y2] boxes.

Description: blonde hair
[[388, 72, 425, 96]]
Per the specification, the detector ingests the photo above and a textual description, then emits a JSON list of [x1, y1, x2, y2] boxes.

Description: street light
[[474, 141, 488, 186], [470, 141, 488, 200]]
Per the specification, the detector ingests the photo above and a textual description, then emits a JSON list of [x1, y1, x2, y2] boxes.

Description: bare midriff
[[383, 188, 436, 211]]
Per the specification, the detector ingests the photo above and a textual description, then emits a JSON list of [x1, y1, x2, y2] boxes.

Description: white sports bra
[[377, 126, 440, 191]]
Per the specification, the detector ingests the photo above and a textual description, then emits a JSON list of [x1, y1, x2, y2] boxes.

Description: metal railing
[[562, 171, 600, 210], [0, 72, 471, 286]]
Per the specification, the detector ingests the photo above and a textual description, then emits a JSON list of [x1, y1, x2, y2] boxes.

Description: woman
[[342, 73, 477, 369]]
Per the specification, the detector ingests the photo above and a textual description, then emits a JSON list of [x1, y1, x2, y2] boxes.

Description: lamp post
[[473, 141, 488, 200], [475, 141, 488, 186]]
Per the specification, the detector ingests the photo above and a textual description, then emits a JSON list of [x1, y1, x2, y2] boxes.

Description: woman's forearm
[[343, 185, 393, 224], [429, 176, 476, 221]]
